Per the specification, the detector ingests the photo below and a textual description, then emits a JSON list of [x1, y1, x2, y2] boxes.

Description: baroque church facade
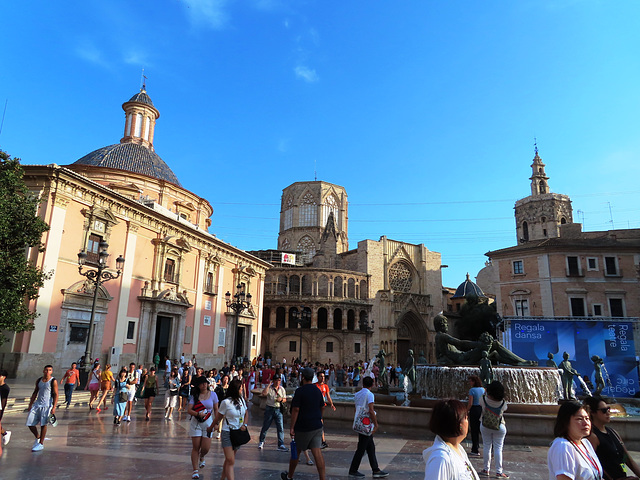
[[1, 87, 270, 377], [253, 181, 444, 367]]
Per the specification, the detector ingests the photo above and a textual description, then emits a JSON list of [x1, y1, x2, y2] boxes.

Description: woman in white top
[[423, 399, 479, 480], [188, 376, 219, 480], [211, 378, 249, 480], [548, 401, 603, 480], [479, 381, 509, 478]]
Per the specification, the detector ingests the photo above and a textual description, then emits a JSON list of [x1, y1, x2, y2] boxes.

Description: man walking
[[281, 367, 326, 480], [164, 355, 172, 388], [26, 365, 58, 452], [61, 362, 80, 408], [348, 376, 389, 478], [0, 369, 11, 446], [258, 376, 288, 451], [123, 363, 139, 422], [315, 371, 336, 449]]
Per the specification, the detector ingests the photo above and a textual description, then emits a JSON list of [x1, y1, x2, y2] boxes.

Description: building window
[[609, 298, 624, 317], [322, 194, 339, 228], [69, 323, 89, 343], [593, 304, 603, 316], [289, 341, 297, 352], [284, 209, 293, 230], [299, 193, 317, 227], [389, 262, 413, 292], [354, 343, 361, 354], [570, 298, 586, 317], [205, 272, 215, 294], [566, 256, 581, 276], [86, 233, 102, 264], [297, 236, 316, 263], [587, 257, 599, 271], [164, 259, 176, 282], [604, 256, 619, 276], [326, 341, 333, 353], [126, 321, 136, 340], [514, 299, 529, 316], [522, 221, 529, 242], [513, 260, 524, 275]]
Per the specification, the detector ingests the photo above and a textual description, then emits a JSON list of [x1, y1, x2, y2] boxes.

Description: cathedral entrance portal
[[155, 315, 172, 361], [396, 311, 427, 366]]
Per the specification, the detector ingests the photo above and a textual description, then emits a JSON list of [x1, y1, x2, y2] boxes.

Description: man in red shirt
[[315, 371, 336, 449], [262, 365, 274, 388], [61, 362, 80, 408]]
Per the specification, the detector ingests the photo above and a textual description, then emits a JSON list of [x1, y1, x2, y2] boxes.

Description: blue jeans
[[64, 383, 76, 405], [259, 405, 284, 447]]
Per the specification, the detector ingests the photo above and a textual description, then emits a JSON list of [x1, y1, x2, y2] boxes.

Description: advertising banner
[[281, 253, 296, 265], [509, 319, 638, 397]]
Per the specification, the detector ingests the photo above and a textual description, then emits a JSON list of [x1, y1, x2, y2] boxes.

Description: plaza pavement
[[1, 380, 639, 480]]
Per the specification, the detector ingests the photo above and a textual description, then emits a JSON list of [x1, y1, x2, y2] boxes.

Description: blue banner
[[509, 319, 638, 397]]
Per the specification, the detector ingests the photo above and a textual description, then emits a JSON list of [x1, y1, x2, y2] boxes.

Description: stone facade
[[257, 181, 443, 367]]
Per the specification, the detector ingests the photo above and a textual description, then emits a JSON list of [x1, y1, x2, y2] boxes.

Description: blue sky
[[1, 1, 639, 288]]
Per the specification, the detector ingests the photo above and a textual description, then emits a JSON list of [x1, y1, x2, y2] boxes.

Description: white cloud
[[294, 65, 319, 83], [183, 0, 229, 29], [76, 43, 110, 69], [123, 49, 150, 67]]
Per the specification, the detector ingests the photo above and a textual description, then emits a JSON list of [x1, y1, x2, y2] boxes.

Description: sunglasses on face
[[598, 407, 611, 414]]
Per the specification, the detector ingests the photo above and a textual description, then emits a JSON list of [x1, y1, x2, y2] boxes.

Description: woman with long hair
[[179, 367, 192, 411], [479, 381, 508, 478], [143, 367, 159, 421], [585, 396, 640, 479], [548, 401, 603, 480], [466, 375, 485, 458], [212, 378, 249, 480], [165, 368, 180, 421], [96, 364, 113, 412], [86, 362, 101, 410], [423, 398, 479, 479], [188, 375, 219, 480], [113, 369, 128, 425], [214, 374, 230, 439]]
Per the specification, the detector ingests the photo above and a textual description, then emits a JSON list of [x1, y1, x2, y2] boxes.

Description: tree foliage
[[0, 150, 51, 344], [457, 295, 499, 341]]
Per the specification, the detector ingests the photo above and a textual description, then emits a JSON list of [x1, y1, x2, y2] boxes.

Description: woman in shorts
[[188, 376, 218, 479], [212, 378, 249, 480], [165, 368, 180, 421], [86, 362, 101, 410], [96, 364, 113, 412], [142, 367, 159, 421]]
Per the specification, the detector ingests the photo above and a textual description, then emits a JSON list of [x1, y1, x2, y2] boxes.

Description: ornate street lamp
[[293, 307, 311, 364], [359, 315, 375, 362], [77, 241, 125, 372], [225, 284, 252, 365]]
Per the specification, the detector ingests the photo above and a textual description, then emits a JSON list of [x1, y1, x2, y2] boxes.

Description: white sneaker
[[167, 416, 173, 421], [32, 442, 44, 452], [258, 441, 264, 449], [32, 439, 40, 449], [215, 432, 221, 439], [199, 458, 206, 468], [2, 431, 11, 445]]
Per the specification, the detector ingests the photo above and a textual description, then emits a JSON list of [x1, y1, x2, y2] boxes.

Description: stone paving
[[0, 382, 638, 480]]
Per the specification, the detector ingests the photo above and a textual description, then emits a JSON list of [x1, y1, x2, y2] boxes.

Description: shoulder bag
[[226, 399, 250, 447], [352, 395, 374, 436], [481, 395, 505, 430]]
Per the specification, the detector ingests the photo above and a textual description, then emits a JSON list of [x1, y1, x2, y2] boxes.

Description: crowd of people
[[423, 375, 640, 480], [2, 356, 639, 480]]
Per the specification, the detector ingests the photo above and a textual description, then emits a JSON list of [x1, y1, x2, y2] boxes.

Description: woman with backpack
[[479, 380, 509, 478]]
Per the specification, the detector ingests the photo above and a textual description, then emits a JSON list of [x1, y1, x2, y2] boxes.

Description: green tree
[[0, 150, 51, 345], [457, 295, 499, 341]]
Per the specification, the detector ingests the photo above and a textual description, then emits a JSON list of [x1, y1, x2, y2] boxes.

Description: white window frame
[[569, 297, 587, 317], [586, 257, 599, 271], [566, 256, 582, 276], [607, 297, 625, 317], [604, 256, 619, 276], [514, 299, 529, 316], [592, 304, 603, 316]]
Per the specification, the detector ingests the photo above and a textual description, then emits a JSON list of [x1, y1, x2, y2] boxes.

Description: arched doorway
[[396, 311, 428, 366]]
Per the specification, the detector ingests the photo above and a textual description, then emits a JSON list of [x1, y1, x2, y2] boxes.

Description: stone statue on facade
[[417, 350, 428, 364], [403, 349, 417, 393], [479, 350, 493, 387], [434, 314, 538, 366], [591, 355, 605, 395], [546, 352, 558, 368], [559, 352, 580, 400]]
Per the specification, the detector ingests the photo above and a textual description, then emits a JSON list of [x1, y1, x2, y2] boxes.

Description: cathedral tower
[[514, 146, 573, 244], [278, 181, 348, 263]]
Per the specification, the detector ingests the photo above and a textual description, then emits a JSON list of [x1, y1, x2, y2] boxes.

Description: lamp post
[[293, 307, 311, 364], [359, 315, 375, 361], [225, 284, 252, 365], [77, 241, 125, 373]]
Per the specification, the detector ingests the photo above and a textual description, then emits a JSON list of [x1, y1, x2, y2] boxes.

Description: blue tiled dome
[[127, 90, 154, 106], [72, 143, 181, 186], [451, 273, 485, 299]]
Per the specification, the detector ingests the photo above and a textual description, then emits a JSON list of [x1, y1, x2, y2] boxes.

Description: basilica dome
[[70, 86, 181, 187], [451, 273, 486, 299]]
